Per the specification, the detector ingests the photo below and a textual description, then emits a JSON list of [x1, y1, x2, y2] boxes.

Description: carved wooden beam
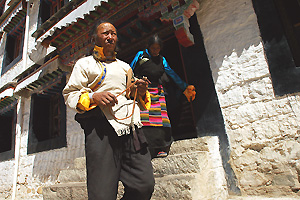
[[160, 0, 199, 47]]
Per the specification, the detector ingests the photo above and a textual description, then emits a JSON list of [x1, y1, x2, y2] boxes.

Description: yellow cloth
[[183, 85, 196, 102], [137, 90, 151, 111], [77, 92, 97, 111], [93, 45, 116, 61]]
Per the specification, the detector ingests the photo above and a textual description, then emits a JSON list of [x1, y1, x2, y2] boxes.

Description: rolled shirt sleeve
[[63, 58, 94, 112]]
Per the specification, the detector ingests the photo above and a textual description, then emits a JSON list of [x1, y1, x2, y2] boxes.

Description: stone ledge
[[152, 174, 196, 200], [58, 151, 208, 182], [74, 157, 86, 169], [72, 137, 212, 171], [169, 137, 210, 155], [43, 182, 88, 200], [43, 136, 227, 200], [228, 196, 300, 200], [152, 151, 208, 177], [43, 175, 199, 200], [57, 168, 86, 183]]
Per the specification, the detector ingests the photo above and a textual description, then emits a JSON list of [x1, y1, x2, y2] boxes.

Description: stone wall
[[197, 0, 300, 196], [0, 160, 15, 199], [0, 96, 85, 199], [0, 1, 86, 198], [3, 98, 86, 199], [1, 0, 300, 198]]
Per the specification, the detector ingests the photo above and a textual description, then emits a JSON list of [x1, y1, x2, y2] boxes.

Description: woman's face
[[149, 43, 161, 57]]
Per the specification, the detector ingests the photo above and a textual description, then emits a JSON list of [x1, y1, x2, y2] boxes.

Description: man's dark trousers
[[79, 111, 155, 200]]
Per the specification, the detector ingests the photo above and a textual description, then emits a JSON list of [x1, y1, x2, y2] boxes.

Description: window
[[0, 0, 5, 16], [28, 75, 67, 153], [2, 18, 25, 74], [252, 0, 300, 96], [6, 33, 22, 62], [0, 108, 16, 153], [0, 101, 17, 161], [38, 0, 66, 25], [274, 0, 300, 67]]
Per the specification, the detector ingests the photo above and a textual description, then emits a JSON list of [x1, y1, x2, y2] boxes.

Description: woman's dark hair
[[147, 34, 163, 49]]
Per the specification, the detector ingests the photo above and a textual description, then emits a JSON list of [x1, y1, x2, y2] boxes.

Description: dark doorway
[[180, 14, 240, 194], [160, 35, 197, 140], [110, 5, 240, 194], [152, 14, 240, 194]]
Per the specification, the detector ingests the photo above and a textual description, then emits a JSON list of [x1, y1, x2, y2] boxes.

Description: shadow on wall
[[31, 149, 72, 183], [178, 0, 269, 195], [192, 0, 300, 195], [31, 137, 84, 183], [174, 13, 243, 194]]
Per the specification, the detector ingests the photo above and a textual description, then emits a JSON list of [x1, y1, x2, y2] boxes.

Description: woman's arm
[[130, 51, 144, 70], [162, 57, 188, 91]]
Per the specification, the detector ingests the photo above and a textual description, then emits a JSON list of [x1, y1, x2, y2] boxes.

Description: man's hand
[[92, 91, 118, 107], [135, 77, 150, 97]]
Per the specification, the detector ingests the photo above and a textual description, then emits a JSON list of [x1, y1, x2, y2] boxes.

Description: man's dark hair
[[90, 19, 120, 52], [147, 34, 163, 49], [90, 19, 116, 42]]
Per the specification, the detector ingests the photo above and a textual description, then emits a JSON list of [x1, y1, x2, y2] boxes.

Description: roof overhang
[[0, 87, 14, 99], [0, 87, 17, 114], [0, 0, 26, 33], [15, 55, 62, 94], [29, 0, 107, 63]]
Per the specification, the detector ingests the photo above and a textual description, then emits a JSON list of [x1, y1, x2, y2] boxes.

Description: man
[[63, 20, 155, 200]]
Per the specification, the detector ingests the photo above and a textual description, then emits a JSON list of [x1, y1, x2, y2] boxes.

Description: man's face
[[95, 23, 117, 55]]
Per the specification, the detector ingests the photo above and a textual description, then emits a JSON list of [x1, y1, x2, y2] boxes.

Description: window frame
[[1, 18, 25, 75], [0, 102, 17, 161], [27, 75, 67, 154], [0, 0, 5, 16], [273, 0, 300, 67], [38, 0, 67, 27], [252, 0, 300, 96]]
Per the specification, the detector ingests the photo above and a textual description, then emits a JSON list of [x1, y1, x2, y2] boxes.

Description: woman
[[130, 34, 195, 158]]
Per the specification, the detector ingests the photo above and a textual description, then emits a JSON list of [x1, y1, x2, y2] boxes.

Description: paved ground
[[229, 196, 300, 200]]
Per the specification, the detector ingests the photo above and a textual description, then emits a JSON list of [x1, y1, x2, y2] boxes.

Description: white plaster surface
[[196, 0, 300, 196], [0, 0, 300, 198]]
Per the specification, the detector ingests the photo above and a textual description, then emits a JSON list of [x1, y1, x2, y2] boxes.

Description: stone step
[[71, 137, 211, 170], [168, 137, 210, 155], [57, 151, 208, 183], [43, 136, 228, 200], [152, 174, 202, 200], [43, 181, 300, 200], [58, 137, 213, 183], [44, 174, 201, 200], [228, 196, 300, 200], [57, 168, 86, 183], [152, 151, 208, 177], [43, 182, 87, 200]]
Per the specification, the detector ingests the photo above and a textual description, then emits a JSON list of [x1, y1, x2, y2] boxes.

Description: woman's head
[[147, 34, 163, 57]]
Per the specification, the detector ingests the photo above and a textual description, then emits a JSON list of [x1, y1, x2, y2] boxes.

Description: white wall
[[1, 0, 300, 198], [197, 0, 300, 196], [0, 0, 86, 199]]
